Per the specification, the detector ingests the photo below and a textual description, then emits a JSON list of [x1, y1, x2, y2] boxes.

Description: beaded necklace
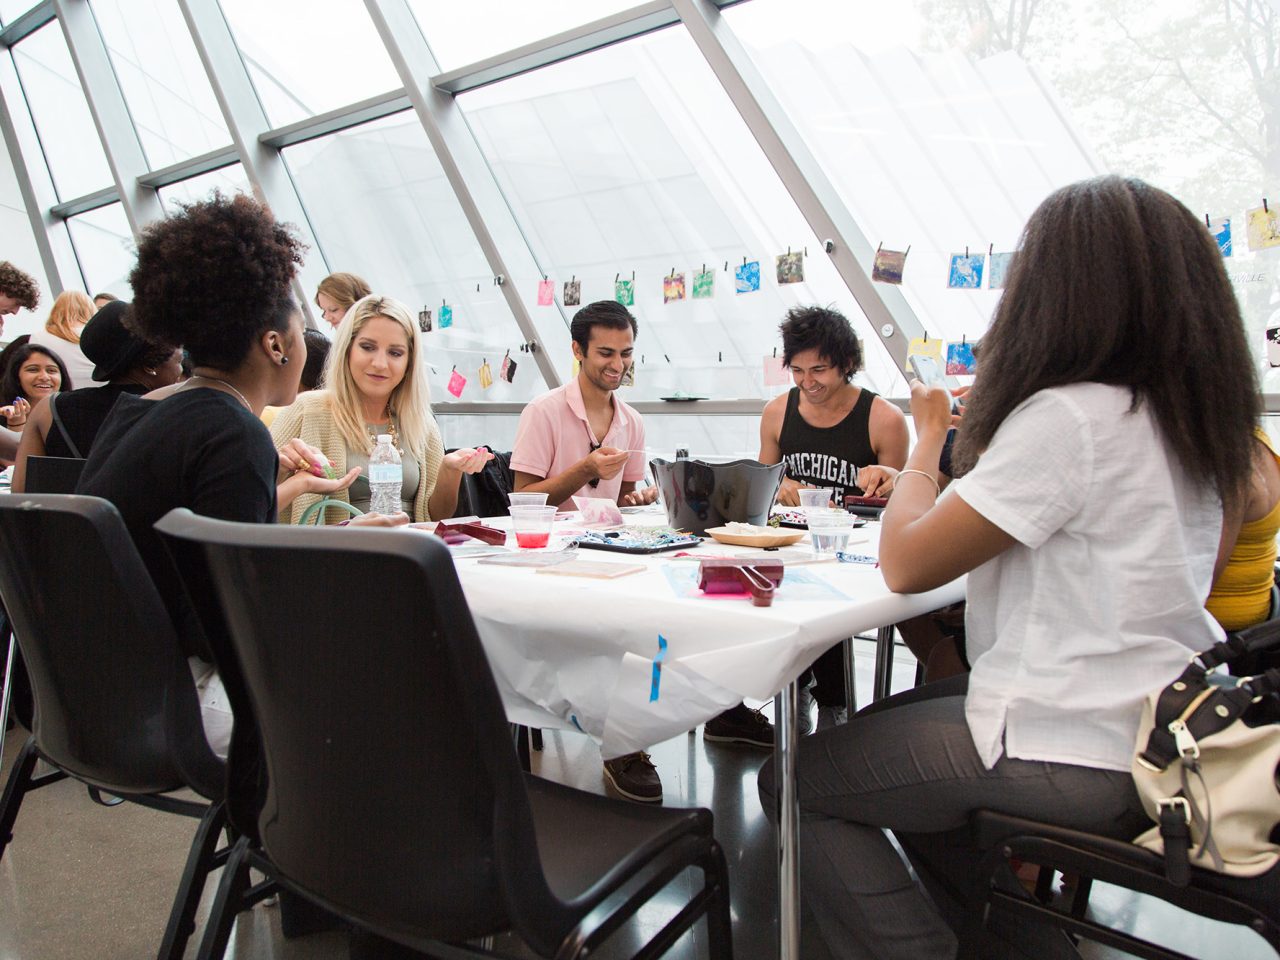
[[367, 410, 400, 454]]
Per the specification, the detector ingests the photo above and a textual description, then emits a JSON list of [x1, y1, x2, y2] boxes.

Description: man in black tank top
[[759, 307, 908, 506]]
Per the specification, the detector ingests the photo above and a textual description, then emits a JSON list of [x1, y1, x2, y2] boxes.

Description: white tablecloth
[[452, 517, 965, 758]]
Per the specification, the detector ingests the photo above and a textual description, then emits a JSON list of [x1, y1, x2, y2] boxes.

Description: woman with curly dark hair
[[760, 177, 1260, 960]]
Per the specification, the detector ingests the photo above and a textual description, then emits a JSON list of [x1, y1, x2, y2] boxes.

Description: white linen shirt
[[952, 383, 1224, 772]]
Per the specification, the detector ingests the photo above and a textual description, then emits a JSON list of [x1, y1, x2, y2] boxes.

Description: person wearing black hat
[[11, 300, 182, 492]]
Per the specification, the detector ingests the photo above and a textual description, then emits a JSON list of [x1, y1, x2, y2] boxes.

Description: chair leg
[[513, 723, 531, 773], [703, 843, 734, 960], [530, 728, 543, 751], [0, 735, 38, 857], [195, 835, 253, 960], [157, 800, 228, 960]]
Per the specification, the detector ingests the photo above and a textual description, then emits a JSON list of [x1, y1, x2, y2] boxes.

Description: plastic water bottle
[[368, 434, 402, 516]]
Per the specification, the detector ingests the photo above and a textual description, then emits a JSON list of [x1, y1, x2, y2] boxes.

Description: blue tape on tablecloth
[[650, 635, 668, 702]]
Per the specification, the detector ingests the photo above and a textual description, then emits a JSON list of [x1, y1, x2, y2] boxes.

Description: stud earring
[[280, 356, 289, 365]]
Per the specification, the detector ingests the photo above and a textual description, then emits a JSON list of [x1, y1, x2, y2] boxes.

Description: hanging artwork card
[[615, 279, 635, 306], [776, 250, 805, 285], [564, 278, 581, 306], [1246, 204, 1280, 252], [439, 304, 454, 328], [692, 268, 715, 299], [537, 280, 555, 305], [1268, 327, 1280, 368], [500, 353, 518, 383], [987, 252, 1014, 289], [417, 307, 432, 333], [447, 368, 466, 397], [735, 260, 761, 294], [663, 272, 686, 303], [946, 341, 976, 375], [478, 359, 494, 390], [948, 253, 985, 289], [1208, 217, 1232, 257], [763, 354, 790, 386], [872, 247, 907, 284]]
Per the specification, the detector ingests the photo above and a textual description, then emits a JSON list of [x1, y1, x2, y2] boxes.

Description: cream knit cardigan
[[270, 390, 444, 525]]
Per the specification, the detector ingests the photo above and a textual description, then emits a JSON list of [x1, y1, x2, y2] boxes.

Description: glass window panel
[[89, 0, 231, 169], [157, 164, 251, 210], [405, 0, 640, 71], [282, 111, 543, 403], [0, 2, 37, 26], [65, 203, 134, 299], [727, 0, 1280, 382], [216, 0, 402, 127], [10, 22, 113, 200], [459, 27, 907, 402]]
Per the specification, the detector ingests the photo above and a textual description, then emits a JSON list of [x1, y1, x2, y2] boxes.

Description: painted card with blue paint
[[948, 253, 985, 289], [438, 304, 453, 328], [1209, 217, 1232, 257], [735, 260, 761, 294], [946, 341, 976, 375], [987, 252, 1014, 289], [615, 279, 635, 306]]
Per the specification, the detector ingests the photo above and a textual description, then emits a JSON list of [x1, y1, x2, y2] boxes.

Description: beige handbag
[[1132, 625, 1280, 885]]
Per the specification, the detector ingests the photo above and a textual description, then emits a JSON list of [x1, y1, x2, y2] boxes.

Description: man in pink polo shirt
[[511, 300, 656, 509]]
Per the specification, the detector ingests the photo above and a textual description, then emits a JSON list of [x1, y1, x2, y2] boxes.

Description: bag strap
[[297, 498, 364, 526], [48, 394, 84, 459], [1157, 798, 1193, 887]]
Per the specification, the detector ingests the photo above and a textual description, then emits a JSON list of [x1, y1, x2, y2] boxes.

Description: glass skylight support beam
[[672, 0, 927, 371], [0, 1, 53, 48], [136, 145, 242, 190], [52, 0, 162, 235]]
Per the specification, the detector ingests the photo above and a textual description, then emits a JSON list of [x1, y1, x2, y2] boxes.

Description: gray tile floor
[[0, 639, 1273, 960]]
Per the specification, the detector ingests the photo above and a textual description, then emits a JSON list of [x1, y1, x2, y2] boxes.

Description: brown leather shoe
[[602, 751, 662, 803]]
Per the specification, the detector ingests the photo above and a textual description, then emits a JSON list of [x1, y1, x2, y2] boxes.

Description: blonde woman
[[29, 290, 99, 389], [314, 271, 371, 328], [271, 295, 492, 524]]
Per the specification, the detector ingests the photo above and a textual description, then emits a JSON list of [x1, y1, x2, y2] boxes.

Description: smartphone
[[908, 354, 947, 388]]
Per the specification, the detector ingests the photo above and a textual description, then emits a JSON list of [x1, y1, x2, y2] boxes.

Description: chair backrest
[[154, 510, 549, 940], [0, 495, 220, 797], [25, 455, 86, 494]]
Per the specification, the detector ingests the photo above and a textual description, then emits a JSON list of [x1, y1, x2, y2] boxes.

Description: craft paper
[[735, 260, 761, 294], [872, 247, 907, 284], [692, 269, 715, 299], [447, 368, 466, 397], [663, 273, 686, 303], [564, 279, 581, 306], [572, 496, 625, 527], [946, 341, 976, 375], [438, 304, 454, 328], [987, 252, 1014, 289], [615, 279, 635, 306], [417, 308, 432, 333], [776, 251, 804, 285], [1268, 327, 1280, 368], [478, 359, 494, 390], [948, 253, 985, 289], [1246, 205, 1280, 252], [500, 355, 517, 383], [537, 280, 555, 305], [763, 355, 790, 386], [907, 336, 944, 364], [1209, 217, 1232, 257]]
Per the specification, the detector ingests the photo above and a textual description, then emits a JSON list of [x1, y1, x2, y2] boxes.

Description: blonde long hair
[[322, 294, 433, 461], [46, 291, 95, 344]]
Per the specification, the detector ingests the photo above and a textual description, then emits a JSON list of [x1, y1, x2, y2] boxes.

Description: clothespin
[[743, 256, 748, 267], [787, 246, 791, 255], [571, 274, 575, 283], [442, 298, 447, 306], [723, 261, 728, 272], [476, 283, 480, 292], [803, 246, 808, 257], [1265, 198, 1270, 213], [718, 351, 722, 362], [877, 241, 883, 253], [773, 347, 777, 358], [965, 246, 969, 258], [1205, 214, 1212, 228], [670, 266, 676, 279], [701, 263, 706, 275], [664, 354, 671, 364], [631, 270, 635, 283], [962, 334, 967, 345], [904, 245, 911, 257], [615, 272, 620, 283], [988, 243, 993, 257]]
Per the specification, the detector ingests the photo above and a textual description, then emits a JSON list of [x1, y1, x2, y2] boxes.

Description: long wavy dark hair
[[952, 176, 1258, 503]]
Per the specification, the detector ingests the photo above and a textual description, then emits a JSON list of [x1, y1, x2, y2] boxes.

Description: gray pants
[[758, 675, 1148, 960]]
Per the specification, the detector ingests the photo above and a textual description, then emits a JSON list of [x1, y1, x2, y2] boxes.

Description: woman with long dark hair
[[759, 176, 1259, 960], [0, 342, 71, 429]]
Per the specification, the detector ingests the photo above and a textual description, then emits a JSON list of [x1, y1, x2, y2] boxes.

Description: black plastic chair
[[24, 454, 86, 494], [0, 494, 231, 960], [154, 509, 733, 960]]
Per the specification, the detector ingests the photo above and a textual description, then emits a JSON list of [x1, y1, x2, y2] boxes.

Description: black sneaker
[[704, 703, 775, 748], [602, 752, 662, 803]]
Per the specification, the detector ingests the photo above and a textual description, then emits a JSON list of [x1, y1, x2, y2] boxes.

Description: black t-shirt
[[46, 383, 147, 458], [77, 388, 278, 658]]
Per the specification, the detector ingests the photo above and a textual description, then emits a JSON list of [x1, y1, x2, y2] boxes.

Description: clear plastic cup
[[797, 487, 836, 513], [509, 505, 557, 549], [807, 510, 855, 558], [507, 492, 550, 510]]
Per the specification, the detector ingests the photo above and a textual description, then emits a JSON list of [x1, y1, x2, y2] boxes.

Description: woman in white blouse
[[759, 176, 1259, 960]]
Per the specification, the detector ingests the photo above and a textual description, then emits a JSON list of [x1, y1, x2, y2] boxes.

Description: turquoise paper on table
[[662, 564, 848, 602]]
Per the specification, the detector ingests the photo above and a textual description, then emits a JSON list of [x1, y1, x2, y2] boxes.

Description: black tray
[[777, 516, 868, 530], [574, 533, 701, 554]]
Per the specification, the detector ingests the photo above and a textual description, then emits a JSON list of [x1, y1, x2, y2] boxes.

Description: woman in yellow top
[[270, 294, 491, 524], [1208, 428, 1280, 630]]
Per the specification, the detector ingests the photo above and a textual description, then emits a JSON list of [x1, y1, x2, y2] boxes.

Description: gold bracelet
[[896, 469, 940, 498]]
